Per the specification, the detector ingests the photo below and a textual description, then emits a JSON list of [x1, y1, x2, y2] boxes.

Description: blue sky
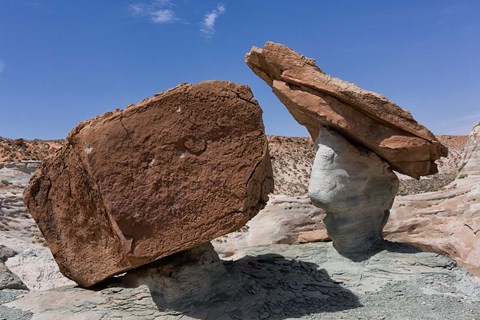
[[1, 0, 479, 139]]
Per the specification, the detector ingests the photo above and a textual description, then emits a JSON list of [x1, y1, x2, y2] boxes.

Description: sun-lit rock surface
[[385, 123, 480, 276], [246, 42, 446, 254], [246, 41, 447, 178], [24, 81, 274, 287], [309, 127, 398, 254]]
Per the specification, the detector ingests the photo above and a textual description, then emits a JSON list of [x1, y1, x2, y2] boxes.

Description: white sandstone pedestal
[[309, 127, 399, 256]]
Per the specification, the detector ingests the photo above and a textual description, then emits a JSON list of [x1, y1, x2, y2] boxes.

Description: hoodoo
[[246, 42, 447, 254]]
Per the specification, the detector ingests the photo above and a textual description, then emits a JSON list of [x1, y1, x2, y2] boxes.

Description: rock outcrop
[[385, 123, 480, 276], [213, 194, 326, 258], [7, 242, 480, 320], [24, 81, 274, 287], [458, 123, 480, 178], [246, 42, 447, 179], [246, 42, 446, 255], [309, 127, 399, 254]]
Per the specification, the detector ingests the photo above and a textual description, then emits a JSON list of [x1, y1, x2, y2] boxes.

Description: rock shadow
[[336, 239, 422, 262], [137, 253, 361, 320]]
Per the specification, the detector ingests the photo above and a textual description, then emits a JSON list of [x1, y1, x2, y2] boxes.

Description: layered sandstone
[[458, 123, 480, 178], [246, 42, 447, 254], [246, 42, 447, 179], [309, 127, 399, 254], [24, 81, 274, 287], [385, 123, 480, 275]]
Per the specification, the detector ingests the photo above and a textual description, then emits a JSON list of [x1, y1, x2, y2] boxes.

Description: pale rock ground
[[0, 168, 75, 292], [212, 194, 326, 258], [5, 243, 480, 320], [385, 174, 480, 276]]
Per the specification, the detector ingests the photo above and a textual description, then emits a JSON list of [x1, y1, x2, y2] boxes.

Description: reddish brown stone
[[24, 81, 274, 287], [246, 42, 447, 178]]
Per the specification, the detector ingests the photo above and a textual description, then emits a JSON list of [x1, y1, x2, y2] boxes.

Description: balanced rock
[[246, 42, 447, 179], [309, 127, 399, 254], [24, 81, 274, 287], [246, 42, 446, 254]]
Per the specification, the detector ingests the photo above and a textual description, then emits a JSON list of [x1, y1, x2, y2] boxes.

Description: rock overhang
[[246, 42, 448, 179]]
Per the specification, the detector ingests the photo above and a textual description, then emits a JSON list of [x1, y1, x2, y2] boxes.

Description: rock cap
[[246, 42, 448, 178]]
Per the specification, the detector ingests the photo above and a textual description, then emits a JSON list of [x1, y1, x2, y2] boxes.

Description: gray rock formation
[[458, 122, 480, 178], [308, 127, 399, 255], [4, 242, 480, 320], [0, 262, 27, 290], [0, 244, 28, 296]]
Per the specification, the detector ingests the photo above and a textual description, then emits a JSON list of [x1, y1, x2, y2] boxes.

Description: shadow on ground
[[336, 239, 423, 262], [125, 253, 362, 320]]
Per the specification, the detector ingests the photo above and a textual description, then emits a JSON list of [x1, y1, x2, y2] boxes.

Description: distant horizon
[[1, 1, 480, 139], [1, 129, 475, 142]]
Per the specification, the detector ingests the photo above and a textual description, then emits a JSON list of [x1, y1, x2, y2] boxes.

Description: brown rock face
[[246, 42, 447, 178], [24, 81, 274, 287]]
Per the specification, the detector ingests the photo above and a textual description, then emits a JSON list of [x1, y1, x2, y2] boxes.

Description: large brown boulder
[[246, 42, 447, 178], [24, 81, 274, 287]]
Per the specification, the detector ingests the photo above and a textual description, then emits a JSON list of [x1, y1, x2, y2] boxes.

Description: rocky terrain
[[1, 134, 467, 197], [0, 138, 62, 163], [268, 134, 467, 196], [4, 242, 480, 320], [1, 125, 479, 319], [0, 42, 478, 319], [267, 136, 316, 195]]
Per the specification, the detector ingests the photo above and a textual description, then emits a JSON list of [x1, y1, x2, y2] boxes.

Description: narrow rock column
[[308, 127, 399, 255]]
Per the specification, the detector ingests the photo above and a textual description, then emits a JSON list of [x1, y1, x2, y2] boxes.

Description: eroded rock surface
[[246, 41, 447, 179], [213, 194, 326, 257], [246, 42, 448, 255], [385, 123, 480, 276], [0, 262, 27, 291], [24, 81, 274, 287], [458, 123, 480, 178], [0, 173, 74, 291], [5, 242, 480, 320], [309, 127, 399, 254]]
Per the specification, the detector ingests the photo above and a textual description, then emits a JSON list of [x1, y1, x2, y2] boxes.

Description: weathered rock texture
[[24, 81, 274, 287], [213, 194, 326, 258], [246, 42, 448, 255], [385, 123, 480, 276], [458, 123, 480, 178], [246, 42, 447, 179], [7, 242, 480, 320], [309, 127, 399, 254], [267, 136, 316, 195]]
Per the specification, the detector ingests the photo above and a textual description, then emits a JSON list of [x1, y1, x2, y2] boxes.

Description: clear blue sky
[[1, 0, 479, 139]]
